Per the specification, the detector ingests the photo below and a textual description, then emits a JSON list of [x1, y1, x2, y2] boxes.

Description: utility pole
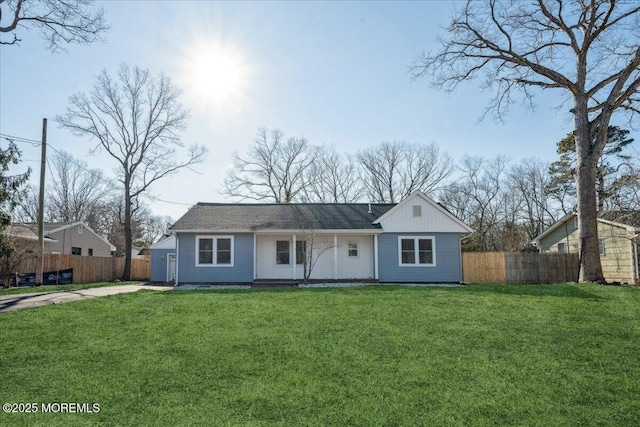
[[36, 118, 47, 286]]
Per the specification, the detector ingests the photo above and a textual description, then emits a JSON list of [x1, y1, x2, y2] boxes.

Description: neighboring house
[[2, 224, 56, 252], [150, 235, 177, 282], [21, 221, 116, 257], [131, 246, 150, 260], [532, 211, 640, 284], [169, 191, 473, 284]]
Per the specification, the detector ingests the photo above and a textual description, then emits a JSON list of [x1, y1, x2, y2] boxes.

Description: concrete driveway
[[0, 284, 172, 313]]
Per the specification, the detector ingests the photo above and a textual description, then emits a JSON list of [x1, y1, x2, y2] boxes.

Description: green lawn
[[0, 281, 145, 296], [1, 284, 639, 426]]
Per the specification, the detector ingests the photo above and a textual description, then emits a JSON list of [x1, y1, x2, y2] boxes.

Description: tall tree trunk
[[123, 178, 132, 281], [576, 161, 604, 282], [574, 110, 605, 283], [597, 168, 605, 211]]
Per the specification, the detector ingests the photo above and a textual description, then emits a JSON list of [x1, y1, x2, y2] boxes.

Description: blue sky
[[1, 1, 620, 220]]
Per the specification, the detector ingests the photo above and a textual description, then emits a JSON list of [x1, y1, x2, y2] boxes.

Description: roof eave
[[531, 212, 575, 245], [171, 228, 384, 235], [532, 212, 640, 245]]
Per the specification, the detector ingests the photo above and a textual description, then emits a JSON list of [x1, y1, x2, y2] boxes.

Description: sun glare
[[181, 39, 252, 115]]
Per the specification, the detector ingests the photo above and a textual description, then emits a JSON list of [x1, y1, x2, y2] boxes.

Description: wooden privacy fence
[[16, 254, 150, 284], [463, 252, 579, 284]]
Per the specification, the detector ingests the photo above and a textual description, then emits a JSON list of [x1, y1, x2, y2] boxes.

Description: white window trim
[[275, 240, 291, 266], [398, 236, 436, 267], [295, 240, 306, 265], [195, 235, 234, 267], [599, 238, 606, 256], [347, 241, 359, 258]]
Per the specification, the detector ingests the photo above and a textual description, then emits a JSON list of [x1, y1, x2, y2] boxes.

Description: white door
[[167, 253, 176, 282]]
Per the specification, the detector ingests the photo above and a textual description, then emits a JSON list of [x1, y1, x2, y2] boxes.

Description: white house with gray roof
[[168, 191, 473, 284]]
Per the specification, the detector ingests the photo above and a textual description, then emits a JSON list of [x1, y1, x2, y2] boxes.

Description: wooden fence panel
[[15, 255, 150, 284], [462, 252, 507, 284], [463, 252, 579, 284], [130, 259, 150, 281]]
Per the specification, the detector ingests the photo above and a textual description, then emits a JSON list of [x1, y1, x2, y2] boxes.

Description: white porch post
[[334, 234, 338, 280], [292, 234, 297, 280], [175, 234, 180, 285], [253, 234, 257, 280], [374, 234, 379, 280]]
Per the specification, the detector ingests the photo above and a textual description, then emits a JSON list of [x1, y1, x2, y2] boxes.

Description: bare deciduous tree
[[441, 156, 512, 251], [137, 214, 172, 248], [608, 151, 640, 211], [47, 150, 113, 223], [358, 141, 453, 203], [293, 206, 337, 283], [57, 64, 207, 279], [302, 146, 364, 203], [412, 0, 640, 282], [223, 128, 315, 203], [13, 185, 39, 224], [0, 0, 109, 51], [509, 158, 560, 241]]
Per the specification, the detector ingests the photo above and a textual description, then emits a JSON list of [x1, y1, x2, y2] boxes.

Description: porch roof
[[170, 203, 396, 232]]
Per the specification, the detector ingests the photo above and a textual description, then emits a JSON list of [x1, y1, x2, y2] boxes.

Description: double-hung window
[[398, 236, 435, 266], [348, 241, 358, 257], [296, 241, 307, 265], [275, 240, 307, 265], [276, 241, 290, 265], [196, 236, 233, 266], [599, 238, 606, 256]]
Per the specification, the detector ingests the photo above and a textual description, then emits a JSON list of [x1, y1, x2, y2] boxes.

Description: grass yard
[[1, 284, 639, 426]]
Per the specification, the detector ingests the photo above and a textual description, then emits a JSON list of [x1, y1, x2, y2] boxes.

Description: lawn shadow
[[463, 283, 607, 300]]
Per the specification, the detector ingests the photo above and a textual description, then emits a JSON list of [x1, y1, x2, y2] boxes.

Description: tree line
[[11, 123, 636, 259], [224, 126, 638, 252], [13, 150, 173, 257]]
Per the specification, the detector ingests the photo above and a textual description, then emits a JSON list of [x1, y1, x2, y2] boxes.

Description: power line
[[0, 133, 41, 147], [47, 142, 193, 207], [3, 132, 195, 208]]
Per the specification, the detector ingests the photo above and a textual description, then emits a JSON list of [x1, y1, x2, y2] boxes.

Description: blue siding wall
[[378, 233, 462, 283], [177, 233, 254, 283], [150, 249, 173, 282]]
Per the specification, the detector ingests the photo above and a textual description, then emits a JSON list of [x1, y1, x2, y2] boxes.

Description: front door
[[167, 253, 176, 282]]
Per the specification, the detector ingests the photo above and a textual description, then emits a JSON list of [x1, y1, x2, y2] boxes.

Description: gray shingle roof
[[20, 222, 74, 234], [170, 203, 396, 231], [598, 211, 640, 228]]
